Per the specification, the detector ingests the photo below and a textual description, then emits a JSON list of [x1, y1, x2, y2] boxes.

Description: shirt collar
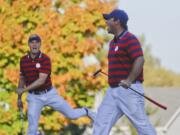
[[113, 30, 128, 42], [27, 51, 42, 60]]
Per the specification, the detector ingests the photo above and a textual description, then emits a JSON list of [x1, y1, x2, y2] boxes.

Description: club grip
[[144, 95, 167, 110]]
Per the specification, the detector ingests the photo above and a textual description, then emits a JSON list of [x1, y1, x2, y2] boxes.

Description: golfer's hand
[[119, 80, 131, 89], [16, 88, 24, 95]]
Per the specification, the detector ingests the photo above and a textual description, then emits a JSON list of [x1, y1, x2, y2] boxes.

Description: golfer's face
[[29, 40, 41, 54], [105, 18, 116, 34]]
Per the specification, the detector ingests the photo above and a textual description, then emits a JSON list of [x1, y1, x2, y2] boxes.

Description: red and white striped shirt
[[20, 51, 52, 91], [108, 31, 144, 87]]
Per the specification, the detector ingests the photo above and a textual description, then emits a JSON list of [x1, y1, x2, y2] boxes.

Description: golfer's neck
[[30, 52, 38, 59], [115, 28, 125, 38]]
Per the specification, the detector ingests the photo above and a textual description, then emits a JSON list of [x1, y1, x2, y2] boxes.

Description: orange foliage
[[0, 0, 116, 134], [72, 117, 91, 125], [4, 68, 19, 85], [57, 85, 66, 96], [65, 96, 77, 108]]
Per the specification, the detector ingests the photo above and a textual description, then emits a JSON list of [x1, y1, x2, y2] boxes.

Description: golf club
[[93, 69, 167, 110], [18, 95, 25, 135]]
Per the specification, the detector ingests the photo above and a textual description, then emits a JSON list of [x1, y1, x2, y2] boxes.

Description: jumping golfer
[[16, 34, 95, 135], [92, 9, 156, 135]]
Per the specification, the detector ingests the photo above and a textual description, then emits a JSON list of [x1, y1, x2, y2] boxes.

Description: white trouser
[[93, 83, 157, 135], [26, 87, 93, 135]]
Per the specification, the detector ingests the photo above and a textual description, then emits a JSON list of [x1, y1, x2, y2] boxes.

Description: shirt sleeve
[[126, 35, 143, 60], [39, 57, 51, 74]]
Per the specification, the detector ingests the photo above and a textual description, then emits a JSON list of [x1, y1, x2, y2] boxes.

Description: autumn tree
[[1, 0, 179, 134], [0, 0, 116, 134]]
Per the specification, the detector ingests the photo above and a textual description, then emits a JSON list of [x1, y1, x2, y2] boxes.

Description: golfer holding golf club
[[92, 9, 156, 135], [16, 34, 95, 135]]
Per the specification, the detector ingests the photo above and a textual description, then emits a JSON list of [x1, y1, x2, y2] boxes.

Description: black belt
[[29, 86, 52, 95]]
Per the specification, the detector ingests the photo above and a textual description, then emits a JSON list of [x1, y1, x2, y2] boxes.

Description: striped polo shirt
[[108, 31, 144, 87], [20, 51, 52, 91]]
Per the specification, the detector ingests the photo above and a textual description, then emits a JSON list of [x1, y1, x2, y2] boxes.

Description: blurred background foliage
[[0, 0, 180, 135]]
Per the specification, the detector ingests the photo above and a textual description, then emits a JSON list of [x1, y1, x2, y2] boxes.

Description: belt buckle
[[44, 89, 48, 93], [39, 91, 44, 95], [31, 90, 45, 95], [39, 89, 48, 94]]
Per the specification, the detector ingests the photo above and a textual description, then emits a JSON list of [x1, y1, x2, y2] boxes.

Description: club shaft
[[19, 107, 25, 135], [101, 71, 108, 76], [18, 95, 24, 135], [129, 87, 167, 110], [99, 71, 167, 110]]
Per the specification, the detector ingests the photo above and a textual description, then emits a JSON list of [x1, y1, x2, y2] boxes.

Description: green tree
[[0, 0, 116, 134]]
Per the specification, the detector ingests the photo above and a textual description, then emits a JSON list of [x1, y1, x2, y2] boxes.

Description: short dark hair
[[28, 34, 41, 43]]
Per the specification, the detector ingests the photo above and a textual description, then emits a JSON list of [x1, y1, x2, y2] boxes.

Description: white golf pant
[[93, 83, 157, 135], [26, 87, 88, 135]]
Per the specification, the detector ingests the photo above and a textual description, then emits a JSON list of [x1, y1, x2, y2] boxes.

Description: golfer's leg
[[93, 89, 122, 135], [46, 88, 91, 119], [121, 84, 156, 135], [26, 94, 43, 135], [126, 96, 156, 135]]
